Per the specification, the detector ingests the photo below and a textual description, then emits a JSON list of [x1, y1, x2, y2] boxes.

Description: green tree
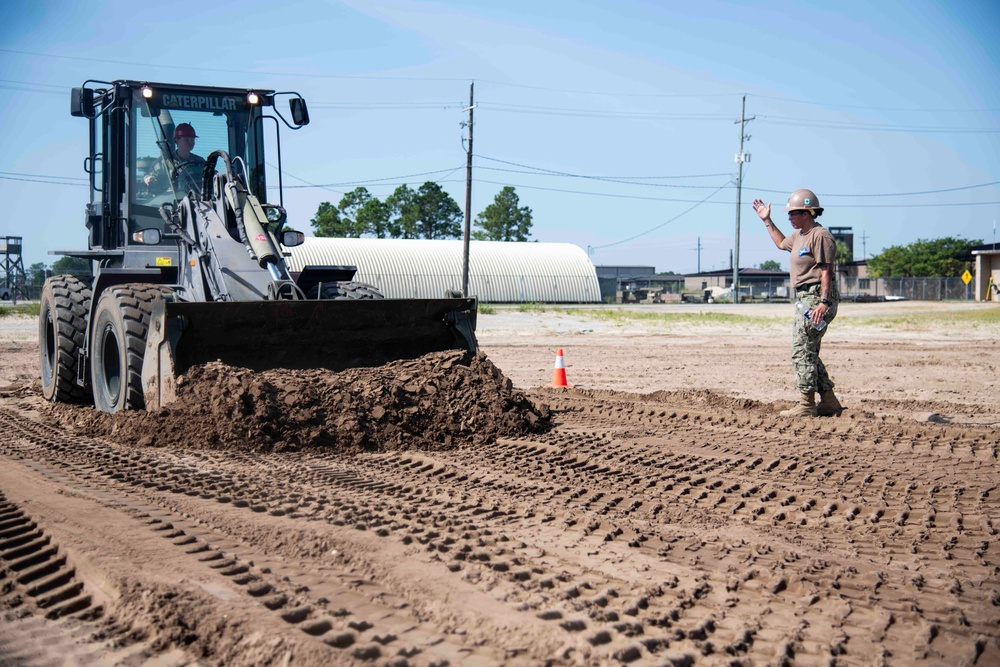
[[362, 198, 391, 238], [338, 187, 391, 238], [311, 201, 355, 238], [386, 185, 420, 239], [835, 240, 851, 265], [415, 182, 462, 239], [26, 262, 48, 287], [867, 237, 982, 278], [385, 183, 462, 239], [759, 259, 782, 271], [473, 186, 533, 241], [52, 256, 91, 278]]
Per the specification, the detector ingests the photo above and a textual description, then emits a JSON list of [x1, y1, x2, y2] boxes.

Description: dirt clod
[[59, 350, 549, 453]]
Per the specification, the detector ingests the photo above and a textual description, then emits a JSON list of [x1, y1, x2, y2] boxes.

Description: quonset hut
[[286, 238, 601, 303]]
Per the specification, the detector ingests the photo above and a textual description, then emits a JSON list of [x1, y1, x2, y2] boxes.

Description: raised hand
[[752, 198, 771, 222]]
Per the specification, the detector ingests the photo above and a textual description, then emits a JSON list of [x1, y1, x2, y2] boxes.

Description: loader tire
[[39, 275, 93, 403], [90, 284, 171, 413], [308, 281, 385, 300]]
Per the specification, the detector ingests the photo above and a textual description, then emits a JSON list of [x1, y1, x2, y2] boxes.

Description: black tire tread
[[95, 284, 172, 411], [308, 281, 384, 300], [39, 275, 92, 403]]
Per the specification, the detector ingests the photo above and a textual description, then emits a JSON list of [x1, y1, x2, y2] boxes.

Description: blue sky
[[1, 0, 998, 275]]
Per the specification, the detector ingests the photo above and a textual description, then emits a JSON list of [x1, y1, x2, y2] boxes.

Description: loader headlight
[[141, 85, 153, 99], [247, 91, 260, 105]]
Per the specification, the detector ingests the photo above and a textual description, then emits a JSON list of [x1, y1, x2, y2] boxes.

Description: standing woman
[[753, 189, 843, 417]]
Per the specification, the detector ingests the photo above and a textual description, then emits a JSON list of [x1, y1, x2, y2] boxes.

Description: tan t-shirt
[[780, 225, 836, 288]]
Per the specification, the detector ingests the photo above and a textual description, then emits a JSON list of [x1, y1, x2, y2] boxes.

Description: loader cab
[[72, 80, 307, 271], [130, 84, 268, 246]]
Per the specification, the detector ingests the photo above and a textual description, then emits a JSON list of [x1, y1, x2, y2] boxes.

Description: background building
[[683, 268, 789, 301], [287, 238, 601, 304], [972, 242, 1000, 301]]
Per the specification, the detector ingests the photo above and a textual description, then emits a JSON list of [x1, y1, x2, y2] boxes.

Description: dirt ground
[[1, 300, 998, 666]]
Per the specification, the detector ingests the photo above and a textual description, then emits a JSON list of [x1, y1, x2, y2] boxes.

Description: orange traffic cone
[[546, 348, 574, 388]]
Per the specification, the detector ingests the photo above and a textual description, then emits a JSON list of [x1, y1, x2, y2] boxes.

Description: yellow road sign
[[961, 269, 972, 285]]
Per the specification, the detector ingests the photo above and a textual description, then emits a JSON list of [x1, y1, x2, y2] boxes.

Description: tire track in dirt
[[302, 390, 999, 664], [2, 387, 999, 665], [1, 408, 519, 664], [0, 489, 204, 667], [524, 391, 1000, 665]]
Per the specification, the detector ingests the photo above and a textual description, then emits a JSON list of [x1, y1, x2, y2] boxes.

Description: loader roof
[[112, 79, 277, 97]]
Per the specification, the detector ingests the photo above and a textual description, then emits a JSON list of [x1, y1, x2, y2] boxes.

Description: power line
[[478, 155, 730, 180], [471, 179, 1000, 207], [0, 171, 86, 181], [592, 181, 733, 249], [309, 102, 464, 110], [786, 200, 1000, 209], [476, 157, 1000, 198], [2, 166, 994, 205], [750, 93, 1000, 113], [479, 102, 1000, 132], [476, 166, 735, 189], [755, 115, 1000, 134], [752, 180, 1000, 198], [435, 167, 465, 185], [282, 167, 465, 189], [263, 162, 345, 196], [0, 80, 64, 96], [5, 171, 991, 208], [0, 78, 64, 90], [0, 175, 88, 186], [471, 178, 732, 203], [479, 101, 735, 120]]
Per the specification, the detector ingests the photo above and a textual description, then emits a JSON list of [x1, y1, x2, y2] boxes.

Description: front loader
[[40, 79, 477, 413]]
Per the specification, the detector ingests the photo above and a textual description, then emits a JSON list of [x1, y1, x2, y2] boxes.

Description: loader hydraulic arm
[[202, 150, 302, 299]]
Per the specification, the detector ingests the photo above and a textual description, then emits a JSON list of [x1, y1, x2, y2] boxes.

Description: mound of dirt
[[577, 387, 771, 414], [59, 350, 550, 453]]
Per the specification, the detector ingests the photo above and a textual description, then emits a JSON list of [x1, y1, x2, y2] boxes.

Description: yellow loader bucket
[[142, 297, 477, 410]]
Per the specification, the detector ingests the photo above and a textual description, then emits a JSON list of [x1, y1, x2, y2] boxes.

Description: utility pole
[[733, 95, 753, 304], [461, 81, 476, 297], [695, 236, 702, 274], [859, 230, 869, 261]]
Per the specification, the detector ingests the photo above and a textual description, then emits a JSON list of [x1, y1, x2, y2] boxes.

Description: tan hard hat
[[784, 188, 824, 216]]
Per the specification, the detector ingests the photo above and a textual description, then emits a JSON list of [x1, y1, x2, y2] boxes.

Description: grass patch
[[516, 303, 548, 313], [477, 303, 496, 315], [561, 308, 784, 328], [475, 302, 999, 332], [848, 308, 1000, 330], [0, 303, 40, 318]]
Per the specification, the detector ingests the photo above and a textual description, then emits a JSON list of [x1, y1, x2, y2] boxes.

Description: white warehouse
[[286, 238, 601, 303]]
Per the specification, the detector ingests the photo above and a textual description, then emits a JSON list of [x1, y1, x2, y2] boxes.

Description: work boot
[[816, 389, 843, 417], [779, 391, 817, 417]]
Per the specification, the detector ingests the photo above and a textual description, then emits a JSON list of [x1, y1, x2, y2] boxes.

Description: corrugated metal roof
[[286, 238, 600, 303]]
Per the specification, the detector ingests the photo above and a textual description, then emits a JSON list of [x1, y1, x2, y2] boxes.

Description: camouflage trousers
[[791, 283, 838, 393]]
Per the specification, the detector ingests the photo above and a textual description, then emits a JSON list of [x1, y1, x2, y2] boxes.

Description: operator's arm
[[752, 199, 786, 249], [812, 263, 834, 324]]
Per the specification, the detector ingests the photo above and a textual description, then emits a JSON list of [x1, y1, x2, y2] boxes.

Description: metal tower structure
[[1, 236, 27, 301]]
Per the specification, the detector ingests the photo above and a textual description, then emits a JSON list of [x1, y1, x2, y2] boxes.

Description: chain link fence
[[843, 277, 973, 301]]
